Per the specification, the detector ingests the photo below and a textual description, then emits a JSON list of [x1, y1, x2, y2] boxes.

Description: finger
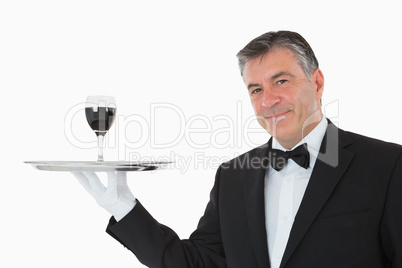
[[116, 171, 128, 186], [116, 172, 135, 200], [83, 171, 106, 195], [72, 172, 92, 193]]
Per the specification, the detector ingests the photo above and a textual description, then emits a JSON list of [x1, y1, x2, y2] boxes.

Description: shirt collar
[[271, 116, 328, 168]]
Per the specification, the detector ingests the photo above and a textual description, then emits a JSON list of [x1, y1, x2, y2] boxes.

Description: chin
[[266, 120, 290, 135], [270, 125, 300, 143], [272, 130, 292, 141]]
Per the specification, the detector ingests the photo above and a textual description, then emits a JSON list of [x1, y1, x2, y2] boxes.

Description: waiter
[[74, 30, 402, 268]]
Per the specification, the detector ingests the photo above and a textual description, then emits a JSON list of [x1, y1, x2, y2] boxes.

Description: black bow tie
[[268, 143, 310, 171]]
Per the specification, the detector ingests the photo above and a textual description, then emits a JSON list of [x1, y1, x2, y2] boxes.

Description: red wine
[[85, 107, 116, 136]]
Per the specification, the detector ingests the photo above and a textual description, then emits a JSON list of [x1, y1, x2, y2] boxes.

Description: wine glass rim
[[85, 95, 116, 107]]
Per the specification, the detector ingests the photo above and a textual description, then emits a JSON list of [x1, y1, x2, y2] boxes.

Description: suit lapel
[[280, 122, 355, 267], [243, 142, 271, 268]]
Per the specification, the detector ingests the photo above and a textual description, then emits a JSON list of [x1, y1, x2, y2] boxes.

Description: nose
[[262, 88, 280, 108]]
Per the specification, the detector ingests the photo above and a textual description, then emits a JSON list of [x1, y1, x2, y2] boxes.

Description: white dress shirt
[[265, 117, 328, 268]]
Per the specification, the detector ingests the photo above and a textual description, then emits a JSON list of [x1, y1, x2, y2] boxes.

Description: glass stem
[[97, 134, 104, 161]]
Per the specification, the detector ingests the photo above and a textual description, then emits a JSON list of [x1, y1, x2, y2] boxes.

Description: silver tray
[[24, 161, 172, 172]]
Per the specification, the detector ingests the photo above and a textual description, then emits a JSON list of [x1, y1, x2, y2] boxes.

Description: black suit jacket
[[106, 121, 402, 267]]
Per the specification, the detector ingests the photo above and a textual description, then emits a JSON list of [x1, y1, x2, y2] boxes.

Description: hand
[[72, 171, 136, 221]]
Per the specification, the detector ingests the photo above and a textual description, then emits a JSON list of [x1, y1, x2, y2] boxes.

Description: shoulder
[[343, 129, 402, 154], [219, 142, 269, 171], [324, 119, 402, 156], [337, 127, 402, 174]]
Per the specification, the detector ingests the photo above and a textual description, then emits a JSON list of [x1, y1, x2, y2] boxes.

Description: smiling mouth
[[265, 111, 290, 121]]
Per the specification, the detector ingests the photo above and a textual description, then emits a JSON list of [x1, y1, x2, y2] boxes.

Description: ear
[[312, 68, 324, 101]]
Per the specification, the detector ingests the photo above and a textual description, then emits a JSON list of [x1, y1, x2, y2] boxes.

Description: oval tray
[[24, 160, 172, 172]]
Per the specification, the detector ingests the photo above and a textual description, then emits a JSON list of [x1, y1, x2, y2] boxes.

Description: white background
[[1, 0, 401, 267]]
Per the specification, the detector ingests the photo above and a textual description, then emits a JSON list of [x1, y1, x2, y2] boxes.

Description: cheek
[[294, 91, 317, 115], [251, 100, 269, 129], [251, 99, 261, 114], [304, 95, 319, 115]]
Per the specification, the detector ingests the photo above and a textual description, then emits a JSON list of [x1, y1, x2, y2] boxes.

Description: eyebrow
[[247, 71, 295, 90], [270, 71, 294, 81], [247, 83, 261, 90]]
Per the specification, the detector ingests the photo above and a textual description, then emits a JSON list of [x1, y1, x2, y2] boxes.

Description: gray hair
[[236, 31, 319, 81]]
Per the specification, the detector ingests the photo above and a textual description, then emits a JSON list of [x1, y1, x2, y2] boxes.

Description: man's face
[[243, 48, 324, 148]]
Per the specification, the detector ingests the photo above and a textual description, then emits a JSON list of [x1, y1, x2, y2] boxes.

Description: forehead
[[243, 48, 303, 81]]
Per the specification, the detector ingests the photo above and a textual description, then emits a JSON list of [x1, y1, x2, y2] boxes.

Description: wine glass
[[85, 96, 117, 161]]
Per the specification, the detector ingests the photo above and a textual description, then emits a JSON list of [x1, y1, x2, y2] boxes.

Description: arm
[[105, 166, 227, 268], [380, 149, 402, 267]]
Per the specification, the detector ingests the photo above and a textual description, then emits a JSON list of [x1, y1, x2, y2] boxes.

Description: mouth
[[265, 111, 290, 121]]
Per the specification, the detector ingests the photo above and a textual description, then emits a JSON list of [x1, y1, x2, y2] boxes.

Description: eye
[[251, 88, 262, 95], [276, 79, 288, 85]]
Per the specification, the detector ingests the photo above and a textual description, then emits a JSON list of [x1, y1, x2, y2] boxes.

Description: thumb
[[116, 171, 128, 186], [106, 171, 118, 197]]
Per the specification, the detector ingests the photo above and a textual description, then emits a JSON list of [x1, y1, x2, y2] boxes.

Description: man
[[74, 31, 402, 267]]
